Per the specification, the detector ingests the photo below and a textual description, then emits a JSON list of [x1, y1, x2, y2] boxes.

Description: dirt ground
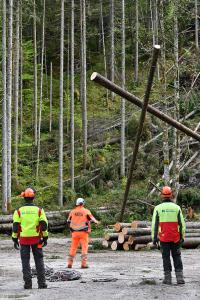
[[0, 237, 200, 300]]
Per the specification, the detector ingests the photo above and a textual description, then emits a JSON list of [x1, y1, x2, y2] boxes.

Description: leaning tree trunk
[[14, 0, 20, 181], [120, 0, 126, 177], [2, 0, 8, 213], [7, 0, 13, 210], [70, 0, 75, 190], [36, 0, 45, 179], [58, 0, 64, 207]]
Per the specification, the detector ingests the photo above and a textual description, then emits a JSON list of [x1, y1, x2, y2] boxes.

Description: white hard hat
[[76, 198, 85, 206]]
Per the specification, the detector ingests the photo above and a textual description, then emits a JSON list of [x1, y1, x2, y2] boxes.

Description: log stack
[[102, 221, 200, 251], [0, 210, 70, 233]]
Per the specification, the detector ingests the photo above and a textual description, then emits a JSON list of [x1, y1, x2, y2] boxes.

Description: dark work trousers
[[160, 241, 183, 272], [20, 244, 46, 286]]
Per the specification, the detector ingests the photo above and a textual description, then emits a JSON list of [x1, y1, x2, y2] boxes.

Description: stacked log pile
[[102, 221, 200, 251], [0, 207, 112, 234], [0, 210, 70, 233]]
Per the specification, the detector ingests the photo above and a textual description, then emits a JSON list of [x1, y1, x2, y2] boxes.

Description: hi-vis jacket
[[12, 204, 48, 245], [151, 201, 185, 243], [68, 206, 97, 233]]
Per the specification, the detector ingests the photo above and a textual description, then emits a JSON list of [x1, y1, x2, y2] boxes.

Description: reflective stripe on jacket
[[151, 201, 185, 243], [12, 205, 48, 245], [68, 206, 93, 232]]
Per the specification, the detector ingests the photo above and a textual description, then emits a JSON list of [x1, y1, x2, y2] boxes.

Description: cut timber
[[123, 242, 130, 251], [131, 221, 151, 229], [185, 228, 200, 233], [118, 233, 129, 244], [113, 222, 131, 232], [185, 233, 200, 238], [186, 222, 200, 229], [122, 228, 151, 236], [134, 244, 147, 251], [128, 236, 134, 245], [111, 241, 124, 251], [0, 223, 12, 232], [104, 233, 119, 241], [102, 240, 112, 248], [183, 238, 200, 249], [131, 235, 152, 244]]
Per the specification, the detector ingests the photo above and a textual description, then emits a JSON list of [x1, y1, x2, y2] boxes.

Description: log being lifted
[[113, 222, 131, 232], [122, 227, 151, 236], [90, 72, 200, 142]]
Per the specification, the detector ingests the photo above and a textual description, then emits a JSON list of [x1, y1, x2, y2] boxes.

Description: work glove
[[12, 237, 19, 250], [41, 236, 48, 247], [153, 239, 160, 250]]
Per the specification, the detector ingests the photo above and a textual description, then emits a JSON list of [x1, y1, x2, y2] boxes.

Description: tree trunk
[[120, 0, 126, 177], [2, 0, 8, 213], [7, 0, 13, 210], [160, 0, 170, 185], [172, 2, 180, 202], [36, 0, 45, 179], [131, 220, 151, 229], [33, 0, 38, 146], [104, 233, 119, 241], [111, 241, 124, 250], [195, 0, 199, 50], [58, 0, 64, 207], [14, 0, 20, 181], [134, 0, 139, 82], [110, 0, 115, 100], [118, 233, 129, 244], [99, 0, 108, 104], [19, 0, 23, 144], [80, 0, 88, 170], [49, 61, 53, 133], [70, 0, 75, 190]]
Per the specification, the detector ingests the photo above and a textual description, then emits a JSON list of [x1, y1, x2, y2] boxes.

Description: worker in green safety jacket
[[12, 187, 48, 289], [151, 186, 186, 285]]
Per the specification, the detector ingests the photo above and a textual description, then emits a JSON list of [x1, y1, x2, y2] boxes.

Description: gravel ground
[[0, 237, 200, 300]]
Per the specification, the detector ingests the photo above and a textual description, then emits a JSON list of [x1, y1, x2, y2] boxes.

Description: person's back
[[151, 186, 185, 285], [12, 188, 48, 289], [67, 197, 100, 268]]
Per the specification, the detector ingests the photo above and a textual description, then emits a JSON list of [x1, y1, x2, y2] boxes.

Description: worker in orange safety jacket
[[67, 198, 100, 268]]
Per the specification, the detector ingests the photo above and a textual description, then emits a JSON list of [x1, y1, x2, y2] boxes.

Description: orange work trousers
[[69, 231, 89, 257]]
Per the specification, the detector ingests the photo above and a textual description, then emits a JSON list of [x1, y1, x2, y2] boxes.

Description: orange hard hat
[[19, 188, 35, 198], [161, 186, 172, 198]]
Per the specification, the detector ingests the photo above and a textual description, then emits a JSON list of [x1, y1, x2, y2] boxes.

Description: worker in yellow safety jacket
[[67, 197, 100, 268], [12, 187, 48, 289]]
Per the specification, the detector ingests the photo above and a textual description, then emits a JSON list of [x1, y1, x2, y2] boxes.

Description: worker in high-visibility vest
[[152, 186, 185, 285], [67, 198, 100, 268], [12, 188, 48, 289]]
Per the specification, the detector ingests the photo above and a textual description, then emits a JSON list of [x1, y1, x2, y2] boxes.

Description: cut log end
[[90, 72, 98, 81]]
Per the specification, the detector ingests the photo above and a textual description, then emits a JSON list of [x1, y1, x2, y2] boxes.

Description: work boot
[[81, 264, 89, 269], [24, 282, 32, 289], [175, 271, 185, 284], [162, 271, 172, 285], [68, 255, 74, 268], [38, 283, 48, 289]]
